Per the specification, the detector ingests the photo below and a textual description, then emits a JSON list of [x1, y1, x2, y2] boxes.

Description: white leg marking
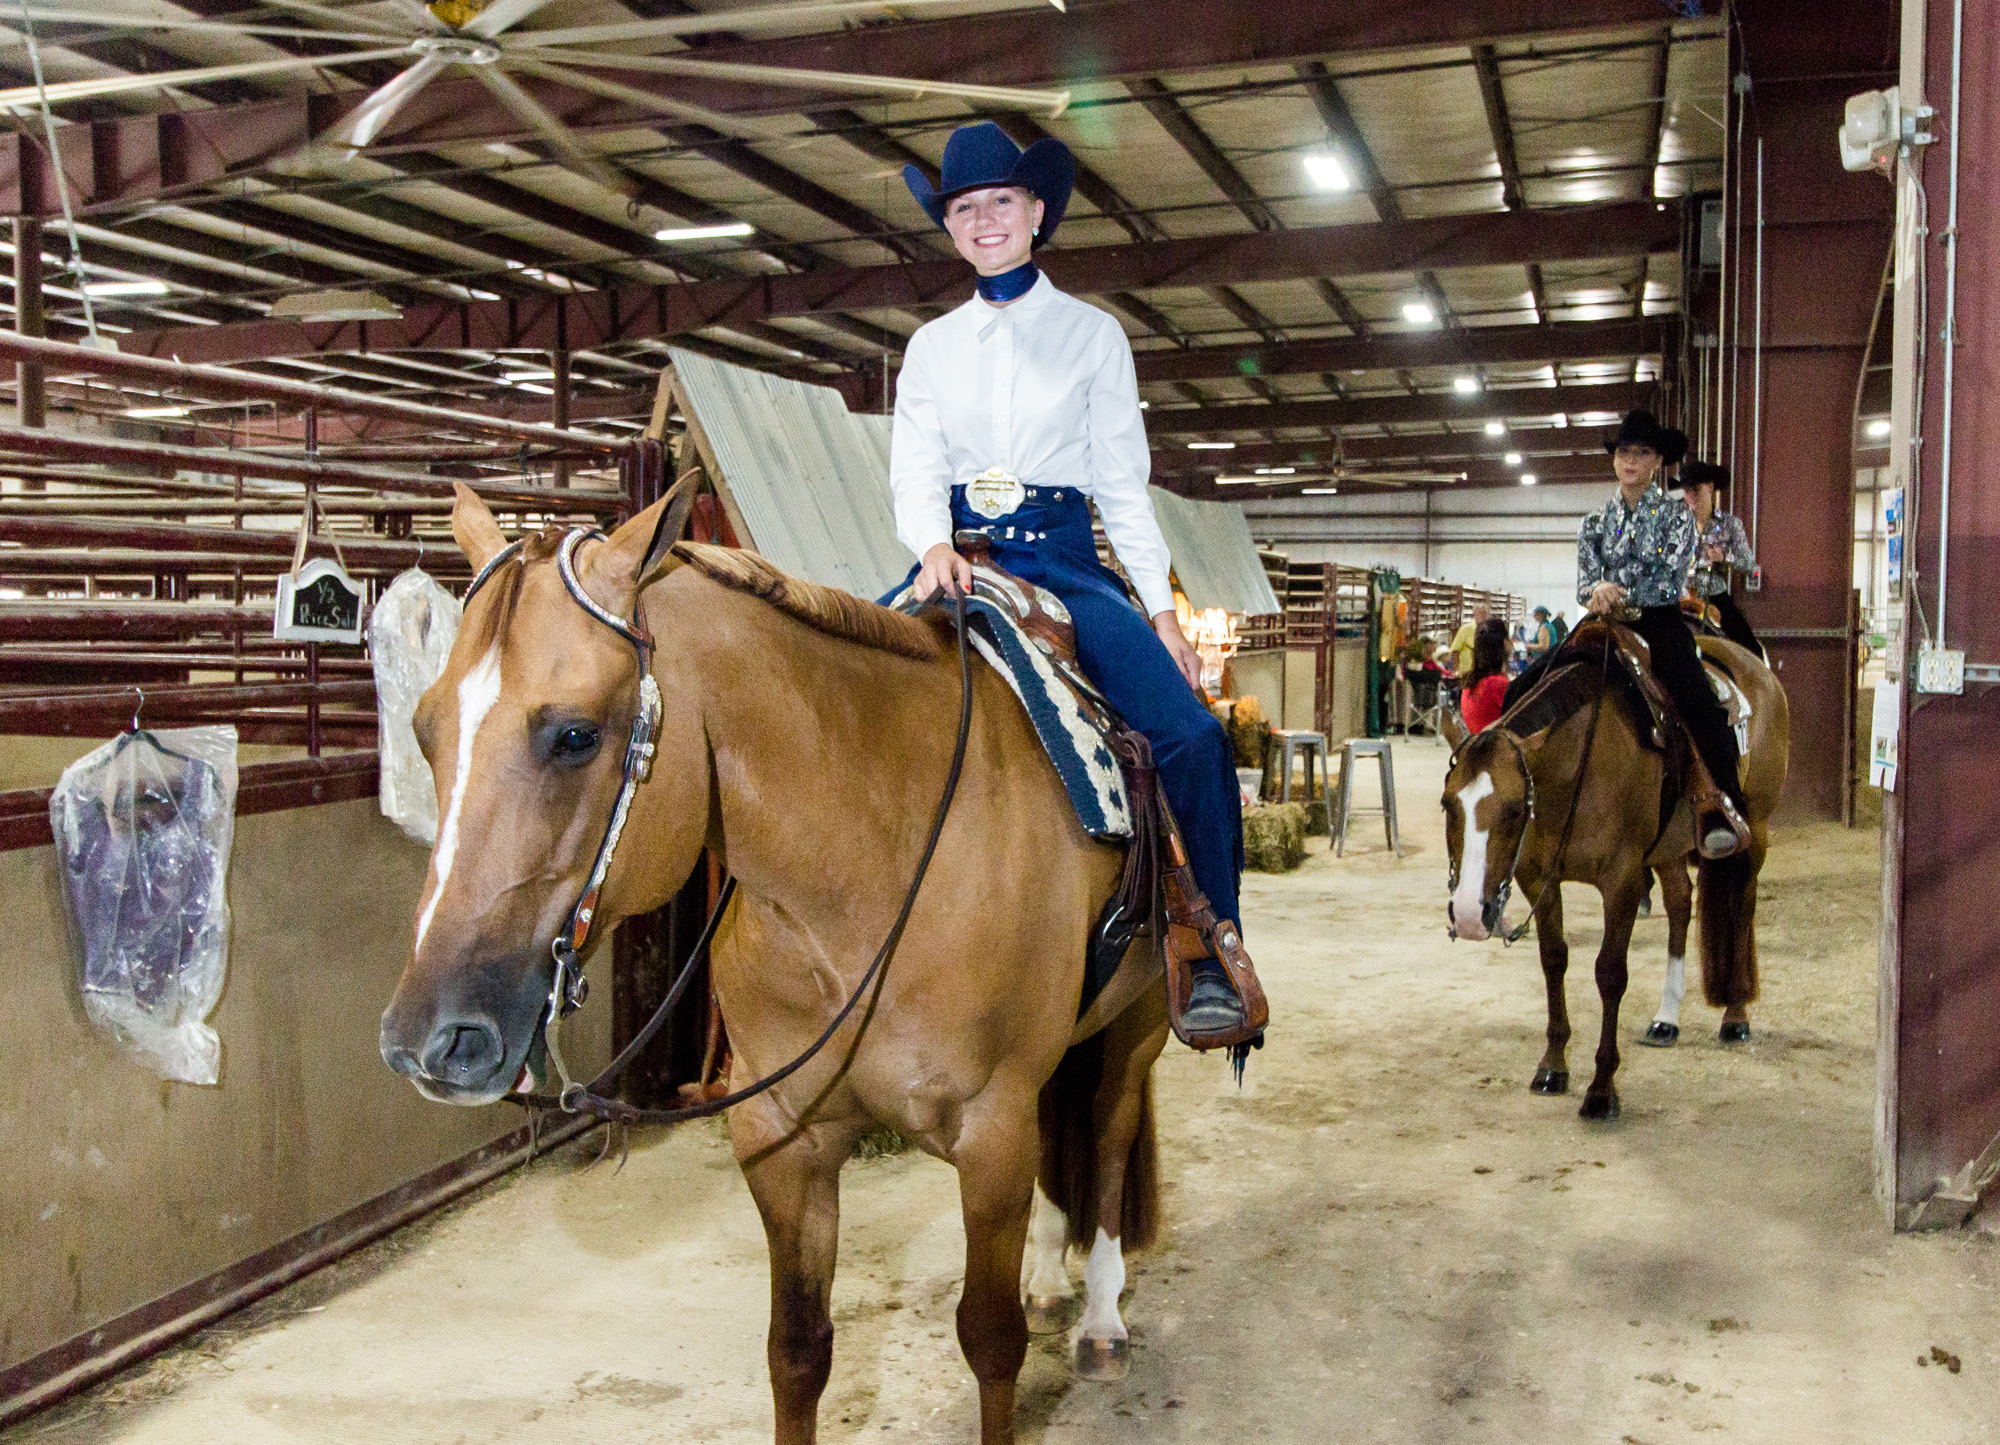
[[1654, 954, 1687, 1027], [413, 646, 502, 956], [1449, 771, 1495, 940], [1077, 1228, 1126, 1341], [1026, 1185, 1072, 1300]]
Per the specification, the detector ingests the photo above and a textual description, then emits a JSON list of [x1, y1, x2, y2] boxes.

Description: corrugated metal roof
[[668, 347, 911, 600], [1149, 487, 1284, 616]]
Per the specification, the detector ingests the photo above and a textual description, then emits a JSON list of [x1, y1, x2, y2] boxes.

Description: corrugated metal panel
[[1149, 486, 1283, 616], [667, 348, 910, 599]]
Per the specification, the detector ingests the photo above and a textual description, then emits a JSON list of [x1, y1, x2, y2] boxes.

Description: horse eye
[[547, 722, 602, 766]]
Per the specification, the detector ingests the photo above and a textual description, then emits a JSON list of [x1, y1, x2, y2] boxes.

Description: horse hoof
[[1719, 1020, 1752, 1043], [1580, 1092, 1621, 1120], [1640, 1021, 1680, 1047], [1024, 1294, 1072, 1335], [1072, 1335, 1130, 1383], [1530, 1069, 1569, 1095]]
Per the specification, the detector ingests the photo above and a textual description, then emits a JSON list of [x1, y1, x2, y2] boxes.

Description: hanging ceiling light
[[85, 279, 169, 297], [1485, 420, 1506, 436], [1402, 301, 1436, 325], [268, 289, 403, 324], [655, 222, 755, 242], [1302, 153, 1350, 191]]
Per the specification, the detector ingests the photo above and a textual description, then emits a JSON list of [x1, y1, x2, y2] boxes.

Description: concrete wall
[[1, 795, 611, 1378]]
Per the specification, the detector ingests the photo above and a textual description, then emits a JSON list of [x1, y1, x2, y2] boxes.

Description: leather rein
[[460, 527, 974, 1126], [1446, 629, 1614, 947]]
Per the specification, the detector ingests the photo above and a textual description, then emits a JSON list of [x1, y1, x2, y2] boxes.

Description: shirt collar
[[968, 270, 1053, 338]]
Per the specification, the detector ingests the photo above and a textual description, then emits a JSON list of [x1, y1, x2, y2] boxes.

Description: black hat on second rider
[[1682, 459, 1732, 493], [1660, 427, 1689, 467], [1604, 409, 1670, 455], [903, 121, 1076, 249]]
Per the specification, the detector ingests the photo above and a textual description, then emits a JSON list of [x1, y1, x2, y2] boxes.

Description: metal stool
[[1333, 738, 1403, 857], [1268, 729, 1328, 805]]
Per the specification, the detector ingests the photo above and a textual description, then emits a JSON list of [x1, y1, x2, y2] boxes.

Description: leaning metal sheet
[[1148, 486, 1283, 617], [667, 349, 909, 599]]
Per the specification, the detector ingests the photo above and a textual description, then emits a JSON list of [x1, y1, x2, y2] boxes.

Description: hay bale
[[1226, 695, 1272, 771], [1300, 797, 1330, 836], [1243, 802, 1308, 872]]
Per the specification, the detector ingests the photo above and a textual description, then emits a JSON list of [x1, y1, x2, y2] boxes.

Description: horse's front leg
[[1644, 856, 1695, 1047], [954, 1093, 1041, 1445], [733, 1107, 861, 1445], [1583, 870, 1644, 1119], [1528, 871, 1573, 1095]]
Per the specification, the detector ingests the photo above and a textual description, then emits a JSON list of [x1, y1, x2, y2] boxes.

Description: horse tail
[[1696, 850, 1759, 1008], [1035, 1033, 1162, 1252]]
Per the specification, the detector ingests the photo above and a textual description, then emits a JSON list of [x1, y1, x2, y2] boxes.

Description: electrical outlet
[[1917, 644, 1965, 695], [1746, 565, 1763, 592]]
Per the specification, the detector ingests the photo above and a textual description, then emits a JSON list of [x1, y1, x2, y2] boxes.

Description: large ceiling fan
[[0, 0, 1072, 194]]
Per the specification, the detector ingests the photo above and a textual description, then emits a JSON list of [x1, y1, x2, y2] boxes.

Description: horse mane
[[669, 541, 941, 662], [1497, 657, 1606, 740]]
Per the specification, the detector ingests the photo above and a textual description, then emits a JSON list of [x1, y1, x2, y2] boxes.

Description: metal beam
[[1145, 380, 1651, 435], [0, 0, 1690, 214], [1472, 45, 1527, 212], [1133, 316, 1664, 384], [121, 201, 1682, 364]]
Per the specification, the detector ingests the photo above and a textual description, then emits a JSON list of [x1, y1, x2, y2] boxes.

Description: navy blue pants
[[891, 486, 1245, 927]]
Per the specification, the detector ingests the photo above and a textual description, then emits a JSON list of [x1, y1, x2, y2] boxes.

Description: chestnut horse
[[1439, 622, 1789, 1118], [379, 486, 1167, 1444]]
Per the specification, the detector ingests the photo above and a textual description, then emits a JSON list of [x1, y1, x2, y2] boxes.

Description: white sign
[[1869, 681, 1901, 791], [273, 557, 365, 644]]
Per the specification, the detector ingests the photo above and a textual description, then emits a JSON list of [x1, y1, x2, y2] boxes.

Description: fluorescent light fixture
[[268, 289, 402, 324], [1301, 487, 1339, 495], [1504, 452, 1523, 465], [1187, 440, 1236, 450], [1520, 473, 1538, 486], [654, 222, 755, 242], [1215, 476, 1260, 485], [503, 369, 556, 382], [1254, 467, 1296, 475], [124, 405, 189, 418], [1402, 302, 1436, 324], [85, 279, 168, 297], [1865, 418, 1892, 438], [1484, 420, 1506, 436], [1453, 375, 1479, 394], [1303, 153, 1351, 191]]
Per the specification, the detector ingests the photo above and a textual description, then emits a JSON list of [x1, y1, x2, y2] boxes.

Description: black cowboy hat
[[904, 121, 1075, 249], [1660, 427, 1689, 466], [1682, 459, 1732, 492], [1604, 408, 1670, 454]]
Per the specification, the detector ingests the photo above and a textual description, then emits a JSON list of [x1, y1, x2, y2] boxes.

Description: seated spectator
[[1459, 617, 1512, 733]]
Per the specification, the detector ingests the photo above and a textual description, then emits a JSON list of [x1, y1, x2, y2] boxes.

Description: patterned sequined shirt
[[1576, 485, 1697, 609], [1689, 509, 1754, 598]]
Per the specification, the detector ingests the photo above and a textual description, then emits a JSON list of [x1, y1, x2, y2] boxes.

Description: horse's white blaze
[[413, 646, 502, 956], [1025, 1184, 1072, 1301], [1450, 770, 1496, 941], [1077, 1227, 1126, 1341], [1654, 953, 1687, 1027]]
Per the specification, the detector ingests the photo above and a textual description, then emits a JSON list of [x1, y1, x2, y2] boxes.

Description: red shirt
[[1461, 675, 1508, 734]]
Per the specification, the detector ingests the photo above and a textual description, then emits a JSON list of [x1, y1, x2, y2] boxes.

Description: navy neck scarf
[[975, 261, 1038, 305]]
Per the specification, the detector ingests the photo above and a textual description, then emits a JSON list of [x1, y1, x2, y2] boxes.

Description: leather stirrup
[[1157, 813, 1269, 1051]]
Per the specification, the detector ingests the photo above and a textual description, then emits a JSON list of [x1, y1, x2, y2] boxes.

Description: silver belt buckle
[[967, 467, 1026, 520]]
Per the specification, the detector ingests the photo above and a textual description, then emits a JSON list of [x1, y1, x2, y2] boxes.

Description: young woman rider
[[1578, 410, 1749, 860], [1679, 460, 1762, 658], [887, 122, 1260, 1043]]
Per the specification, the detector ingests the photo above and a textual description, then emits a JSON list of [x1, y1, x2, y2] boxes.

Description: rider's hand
[[1584, 581, 1626, 616], [1153, 611, 1204, 692], [917, 542, 974, 601]]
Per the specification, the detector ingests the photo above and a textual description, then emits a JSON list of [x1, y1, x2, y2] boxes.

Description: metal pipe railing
[[0, 332, 626, 454], [0, 515, 468, 571]]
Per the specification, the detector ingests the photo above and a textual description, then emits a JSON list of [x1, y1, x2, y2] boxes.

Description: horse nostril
[[1483, 900, 1505, 935], [420, 1019, 505, 1084]]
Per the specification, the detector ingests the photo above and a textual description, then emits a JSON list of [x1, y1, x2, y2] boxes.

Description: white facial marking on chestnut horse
[[1654, 953, 1687, 1027], [414, 646, 503, 955], [1025, 1184, 1071, 1301], [1450, 770, 1496, 940], [1077, 1227, 1126, 1341]]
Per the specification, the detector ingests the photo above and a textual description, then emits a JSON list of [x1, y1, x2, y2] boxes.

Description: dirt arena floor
[[13, 741, 1998, 1445]]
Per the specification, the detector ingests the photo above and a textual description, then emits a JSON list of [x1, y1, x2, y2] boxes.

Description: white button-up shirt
[[889, 274, 1175, 618]]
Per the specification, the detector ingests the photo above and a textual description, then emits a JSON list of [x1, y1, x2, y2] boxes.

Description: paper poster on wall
[[1870, 680, 1901, 791], [1883, 487, 1904, 602]]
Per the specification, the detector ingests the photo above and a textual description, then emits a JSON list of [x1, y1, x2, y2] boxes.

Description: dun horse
[[1439, 622, 1789, 1118], [379, 485, 1168, 1445]]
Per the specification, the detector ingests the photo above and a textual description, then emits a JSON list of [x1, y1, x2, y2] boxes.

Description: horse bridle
[[1444, 631, 1614, 948], [456, 527, 974, 1124]]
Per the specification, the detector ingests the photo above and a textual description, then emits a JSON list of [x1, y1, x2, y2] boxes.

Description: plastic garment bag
[[369, 567, 461, 844], [51, 725, 238, 1084]]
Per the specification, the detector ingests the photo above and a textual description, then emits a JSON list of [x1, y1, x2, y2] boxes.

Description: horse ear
[[451, 482, 508, 571], [1517, 727, 1553, 757], [588, 476, 700, 597], [1440, 711, 1468, 750]]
